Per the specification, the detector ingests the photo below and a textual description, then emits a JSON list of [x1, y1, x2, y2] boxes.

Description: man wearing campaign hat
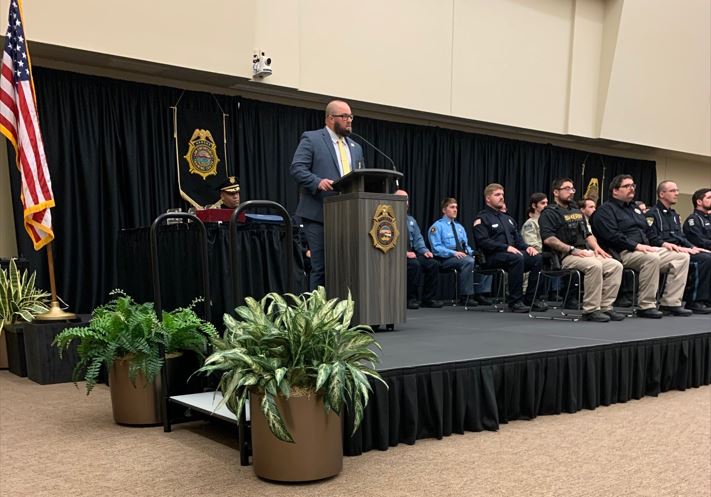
[[205, 176, 240, 209]]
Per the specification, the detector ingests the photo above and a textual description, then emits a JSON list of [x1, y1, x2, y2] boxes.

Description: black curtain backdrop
[[8, 67, 657, 313]]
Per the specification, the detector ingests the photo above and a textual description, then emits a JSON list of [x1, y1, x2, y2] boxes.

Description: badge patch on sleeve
[[473, 219, 481, 226], [646, 217, 654, 226], [689, 219, 695, 226], [430, 226, 437, 233]]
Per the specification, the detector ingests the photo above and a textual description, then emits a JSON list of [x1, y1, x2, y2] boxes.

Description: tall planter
[[3, 324, 27, 376], [0, 328, 8, 369], [109, 357, 162, 425], [108, 352, 188, 425], [250, 391, 343, 482]]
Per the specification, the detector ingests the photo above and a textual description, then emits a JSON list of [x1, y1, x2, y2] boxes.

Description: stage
[[342, 307, 711, 455]]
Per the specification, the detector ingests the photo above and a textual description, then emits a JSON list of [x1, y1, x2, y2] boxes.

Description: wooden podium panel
[[324, 192, 406, 326]]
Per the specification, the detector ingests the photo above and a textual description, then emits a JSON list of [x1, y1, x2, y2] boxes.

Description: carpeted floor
[[0, 371, 709, 497]]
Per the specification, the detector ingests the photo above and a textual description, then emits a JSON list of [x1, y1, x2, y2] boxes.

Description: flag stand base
[[35, 301, 76, 321]]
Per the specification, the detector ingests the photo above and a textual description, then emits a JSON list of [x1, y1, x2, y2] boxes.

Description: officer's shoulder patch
[[473, 219, 481, 226], [634, 208, 642, 214], [689, 219, 695, 226], [646, 217, 654, 226], [430, 226, 437, 233]]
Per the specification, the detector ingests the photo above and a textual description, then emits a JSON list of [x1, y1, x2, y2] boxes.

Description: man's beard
[[334, 122, 351, 137]]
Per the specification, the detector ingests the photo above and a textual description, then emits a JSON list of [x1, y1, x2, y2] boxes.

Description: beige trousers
[[562, 254, 623, 313], [620, 248, 690, 309]]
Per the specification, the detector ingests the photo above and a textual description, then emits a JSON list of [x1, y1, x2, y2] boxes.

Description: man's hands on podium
[[318, 179, 334, 191]]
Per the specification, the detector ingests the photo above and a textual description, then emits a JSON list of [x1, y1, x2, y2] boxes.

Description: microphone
[[348, 131, 398, 174]]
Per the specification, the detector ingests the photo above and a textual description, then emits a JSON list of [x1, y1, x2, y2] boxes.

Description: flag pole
[[35, 242, 75, 321]]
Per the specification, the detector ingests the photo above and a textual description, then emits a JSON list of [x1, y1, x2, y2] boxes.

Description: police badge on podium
[[369, 204, 400, 253]]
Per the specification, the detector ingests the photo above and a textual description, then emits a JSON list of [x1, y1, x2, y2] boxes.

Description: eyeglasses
[[331, 114, 354, 121], [619, 183, 636, 189], [558, 187, 576, 193]]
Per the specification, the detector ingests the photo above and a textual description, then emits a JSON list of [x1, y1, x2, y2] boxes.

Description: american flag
[[0, 0, 54, 250]]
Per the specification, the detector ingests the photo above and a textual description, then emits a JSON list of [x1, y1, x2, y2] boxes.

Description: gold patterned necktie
[[337, 138, 351, 175]]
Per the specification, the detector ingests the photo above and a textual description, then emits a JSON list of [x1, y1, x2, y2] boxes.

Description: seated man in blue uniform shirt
[[473, 183, 547, 313], [395, 190, 442, 309], [428, 197, 475, 304]]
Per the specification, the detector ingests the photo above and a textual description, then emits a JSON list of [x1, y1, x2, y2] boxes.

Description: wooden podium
[[324, 169, 406, 328]]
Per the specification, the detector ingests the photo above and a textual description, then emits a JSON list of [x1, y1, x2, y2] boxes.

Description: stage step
[[169, 391, 250, 423]]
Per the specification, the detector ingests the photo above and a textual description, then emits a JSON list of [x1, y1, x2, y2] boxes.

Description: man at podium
[[290, 100, 365, 289]]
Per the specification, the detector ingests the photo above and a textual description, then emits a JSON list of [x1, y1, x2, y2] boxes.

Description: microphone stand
[[349, 131, 399, 187]]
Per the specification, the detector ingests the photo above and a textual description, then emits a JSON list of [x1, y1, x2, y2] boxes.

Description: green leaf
[[274, 367, 287, 386], [260, 393, 293, 443], [315, 363, 331, 392]]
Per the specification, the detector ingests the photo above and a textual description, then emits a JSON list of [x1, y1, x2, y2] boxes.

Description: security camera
[[252, 50, 272, 79]]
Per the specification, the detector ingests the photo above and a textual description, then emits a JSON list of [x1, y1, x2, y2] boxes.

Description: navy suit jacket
[[290, 128, 364, 223]]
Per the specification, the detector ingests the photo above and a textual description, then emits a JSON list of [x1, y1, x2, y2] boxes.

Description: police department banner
[[172, 99, 231, 209]]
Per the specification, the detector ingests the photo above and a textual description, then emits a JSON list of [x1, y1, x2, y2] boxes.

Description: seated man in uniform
[[395, 189, 442, 310], [473, 183, 547, 313], [428, 197, 475, 305], [645, 181, 711, 314], [205, 176, 240, 209], [539, 178, 625, 322], [593, 174, 691, 318], [683, 188, 711, 251]]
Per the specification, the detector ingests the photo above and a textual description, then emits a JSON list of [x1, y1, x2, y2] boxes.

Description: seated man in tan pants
[[592, 174, 691, 318], [539, 178, 624, 322]]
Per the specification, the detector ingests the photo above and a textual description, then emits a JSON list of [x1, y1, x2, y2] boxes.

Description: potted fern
[[0, 259, 50, 374], [54, 290, 217, 425], [198, 287, 385, 482]]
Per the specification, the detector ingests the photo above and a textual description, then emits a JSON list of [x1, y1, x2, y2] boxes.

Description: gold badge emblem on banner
[[369, 204, 400, 253], [184, 129, 220, 179], [584, 178, 599, 203]]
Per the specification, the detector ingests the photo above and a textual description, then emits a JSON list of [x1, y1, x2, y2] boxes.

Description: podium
[[324, 169, 406, 328]]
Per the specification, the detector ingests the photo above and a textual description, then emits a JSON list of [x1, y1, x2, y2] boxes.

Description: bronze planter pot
[[250, 392, 343, 482], [0, 328, 8, 369], [108, 357, 162, 425]]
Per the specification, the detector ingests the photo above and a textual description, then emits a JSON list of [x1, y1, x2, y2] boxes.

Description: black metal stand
[[229, 201, 295, 466], [150, 213, 212, 433]]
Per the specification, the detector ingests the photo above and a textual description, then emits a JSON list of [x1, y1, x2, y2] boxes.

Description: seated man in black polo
[[593, 174, 690, 318], [473, 183, 547, 313], [645, 181, 711, 314], [395, 190, 442, 310]]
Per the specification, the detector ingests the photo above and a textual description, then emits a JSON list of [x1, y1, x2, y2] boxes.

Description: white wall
[[600, 0, 711, 156], [4, 0, 709, 157]]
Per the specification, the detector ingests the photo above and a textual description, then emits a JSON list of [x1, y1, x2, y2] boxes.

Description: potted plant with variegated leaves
[[0, 258, 50, 373], [198, 286, 385, 482]]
